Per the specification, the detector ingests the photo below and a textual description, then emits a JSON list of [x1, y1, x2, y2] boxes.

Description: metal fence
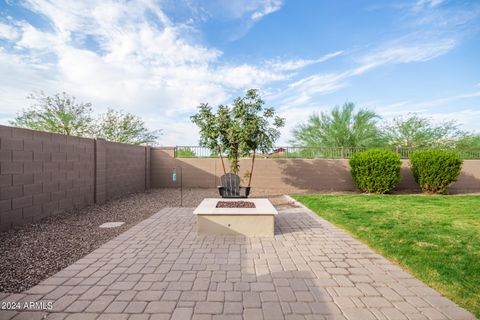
[[174, 146, 480, 160]]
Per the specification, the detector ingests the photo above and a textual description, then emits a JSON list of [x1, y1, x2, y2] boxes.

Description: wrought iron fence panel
[[174, 146, 480, 160]]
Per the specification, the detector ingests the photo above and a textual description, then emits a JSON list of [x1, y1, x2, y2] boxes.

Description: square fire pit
[[193, 198, 278, 236]]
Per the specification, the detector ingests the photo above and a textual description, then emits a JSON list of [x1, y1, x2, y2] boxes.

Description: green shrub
[[410, 150, 463, 194], [349, 149, 401, 194]]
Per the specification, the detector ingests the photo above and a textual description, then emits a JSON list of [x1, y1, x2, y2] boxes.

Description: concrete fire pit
[[193, 198, 278, 236]]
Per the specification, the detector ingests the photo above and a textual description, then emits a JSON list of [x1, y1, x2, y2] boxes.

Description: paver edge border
[[283, 194, 345, 228], [283, 194, 476, 319]]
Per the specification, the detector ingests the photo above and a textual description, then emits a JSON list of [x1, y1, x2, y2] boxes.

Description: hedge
[[349, 149, 401, 194], [410, 150, 463, 194]]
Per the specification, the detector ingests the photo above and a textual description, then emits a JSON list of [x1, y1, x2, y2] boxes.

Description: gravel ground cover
[[0, 188, 295, 294], [0, 188, 218, 293]]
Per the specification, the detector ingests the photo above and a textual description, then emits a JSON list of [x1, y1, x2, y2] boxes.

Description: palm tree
[[291, 102, 385, 148]]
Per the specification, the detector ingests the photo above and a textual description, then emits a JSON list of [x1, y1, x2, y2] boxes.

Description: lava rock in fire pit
[[216, 201, 256, 208]]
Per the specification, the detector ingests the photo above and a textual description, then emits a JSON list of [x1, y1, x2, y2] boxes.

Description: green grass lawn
[[293, 194, 480, 318]]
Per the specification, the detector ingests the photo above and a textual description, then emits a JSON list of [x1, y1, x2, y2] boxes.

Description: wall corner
[[94, 138, 107, 204]]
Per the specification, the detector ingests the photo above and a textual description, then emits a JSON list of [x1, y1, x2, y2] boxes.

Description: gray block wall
[[105, 141, 147, 199], [0, 125, 150, 231]]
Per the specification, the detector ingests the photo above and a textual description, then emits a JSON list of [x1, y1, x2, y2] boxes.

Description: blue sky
[[0, 0, 479, 145]]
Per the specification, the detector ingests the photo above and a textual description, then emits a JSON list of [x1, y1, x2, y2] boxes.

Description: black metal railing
[[174, 146, 480, 160], [174, 146, 219, 158]]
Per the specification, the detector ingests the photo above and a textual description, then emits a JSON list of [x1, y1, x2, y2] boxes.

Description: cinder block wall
[[0, 126, 95, 230], [105, 141, 147, 199], [0, 125, 150, 231], [3, 130, 479, 230], [150, 147, 480, 194]]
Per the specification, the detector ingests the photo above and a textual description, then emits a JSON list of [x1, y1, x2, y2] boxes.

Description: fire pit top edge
[[193, 198, 278, 215]]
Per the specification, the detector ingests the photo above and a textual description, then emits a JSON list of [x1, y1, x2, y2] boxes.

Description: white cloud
[[289, 72, 348, 95], [145, 118, 200, 146], [261, 71, 349, 117], [374, 91, 480, 133], [0, 0, 296, 145], [413, 0, 444, 12], [276, 105, 327, 144], [410, 0, 480, 33], [215, 64, 286, 89], [354, 38, 455, 72], [428, 109, 480, 133], [251, 0, 283, 21], [381, 108, 480, 134], [0, 48, 58, 114], [271, 36, 457, 109], [0, 22, 19, 40], [203, 0, 284, 22], [1, 0, 477, 146], [193, 0, 285, 41], [376, 91, 480, 114], [17, 23, 59, 50], [267, 51, 343, 72]]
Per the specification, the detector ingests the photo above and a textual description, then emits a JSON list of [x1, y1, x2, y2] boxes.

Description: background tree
[[383, 114, 466, 149], [191, 89, 285, 186], [456, 134, 480, 150], [10, 91, 94, 136], [291, 102, 385, 148], [176, 147, 197, 157], [94, 109, 160, 145]]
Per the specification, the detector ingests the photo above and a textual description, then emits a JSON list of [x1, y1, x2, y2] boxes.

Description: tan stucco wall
[[151, 147, 480, 193]]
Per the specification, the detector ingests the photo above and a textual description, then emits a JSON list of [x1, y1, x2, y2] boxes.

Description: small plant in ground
[[410, 149, 463, 194], [349, 149, 401, 194]]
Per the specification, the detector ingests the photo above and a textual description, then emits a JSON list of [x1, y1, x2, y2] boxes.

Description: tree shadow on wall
[[279, 159, 356, 193], [398, 164, 480, 194], [446, 171, 480, 194], [396, 165, 421, 193]]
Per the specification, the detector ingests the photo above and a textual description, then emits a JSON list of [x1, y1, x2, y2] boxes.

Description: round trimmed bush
[[409, 150, 463, 194], [349, 149, 401, 194]]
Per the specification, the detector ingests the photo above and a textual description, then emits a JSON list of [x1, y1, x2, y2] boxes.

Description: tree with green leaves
[[456, 134, 480, 150], [94, 109, 161, 145], [11, 92, 160, 145], [176, 147, 197, 157], [191, 89, 285, 186], [291, 102, 385, 148], [383, 114, 466, 149], [10, 91, 94, 136]]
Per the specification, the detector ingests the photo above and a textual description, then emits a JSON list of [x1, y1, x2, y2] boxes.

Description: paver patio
[[0, 204, 475, 320]]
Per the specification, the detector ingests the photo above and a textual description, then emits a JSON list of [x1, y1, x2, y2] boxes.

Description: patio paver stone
[[0, 206, 475, 319]]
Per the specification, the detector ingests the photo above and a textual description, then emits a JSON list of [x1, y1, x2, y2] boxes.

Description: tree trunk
[[248, 149, 256, 188], [218, 146, 227, 175], [231, 144, 239, 174]]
